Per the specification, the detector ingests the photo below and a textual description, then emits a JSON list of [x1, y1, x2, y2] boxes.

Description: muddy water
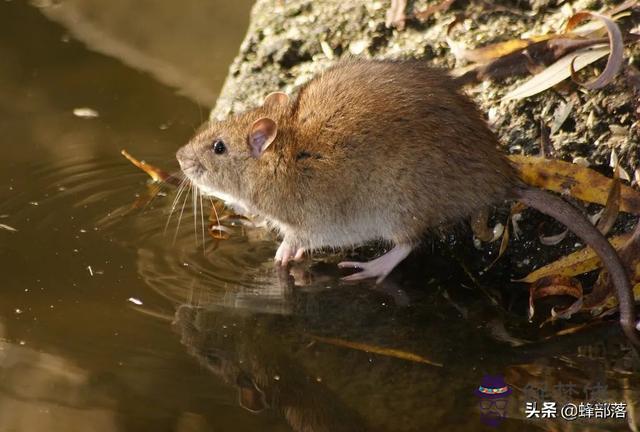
[[0, 1, 638, 431]]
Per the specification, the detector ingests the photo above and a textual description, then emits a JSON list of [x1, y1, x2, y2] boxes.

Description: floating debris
[[307, 334, 443, 367], [0, 224, 17, 232], [73, 107, 99, 118], [121, 149, 182, 186]]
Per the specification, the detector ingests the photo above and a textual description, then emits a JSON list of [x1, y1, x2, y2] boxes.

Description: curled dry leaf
[[503, 45, 610, 100], [529, 275, 583, 320], [121, 149, 181, 186], [566, 12, 624, 90], [208, 224, 231, 240], [582, 267, 615, 310], [549, 296, 583, 321], [208, 203, 232, 240], [539, 227, 568, 246], [453, 2, 634, 90], [453, 37, 607, 87], [509, 155, 640, 214]]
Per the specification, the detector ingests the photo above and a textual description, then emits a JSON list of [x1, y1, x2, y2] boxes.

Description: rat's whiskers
[[198, 187, 206, 252], [165, 177, 189, 234], [209, 197, 223, 238], [173, 182, 192, 245]]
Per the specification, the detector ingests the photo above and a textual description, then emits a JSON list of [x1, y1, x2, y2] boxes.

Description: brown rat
[[176, 58, 639, 346]]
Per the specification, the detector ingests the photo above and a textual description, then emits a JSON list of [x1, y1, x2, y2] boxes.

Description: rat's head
[[176, 92, 290, 208]]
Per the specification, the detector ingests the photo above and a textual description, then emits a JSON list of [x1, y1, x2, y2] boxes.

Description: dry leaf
[[453, 2, 634, 88], [529, 275, 583, 319], [455, 37, 549, 64], [208, 224, 231, 240], [516, 233, 630, 283], [550, 296, 583, 320], [509, 155, 640, 214], [539, 227, 568, 246], [453, 37, 607, 86], [503, 45, 610, 100], [566, 12, 624, 90], [582, 268, 615, 310], [121, 149, 181, 186]]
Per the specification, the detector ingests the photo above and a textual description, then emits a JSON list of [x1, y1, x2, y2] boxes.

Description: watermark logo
[[475, 375, 512, 427], [523, 381, 627, 421]]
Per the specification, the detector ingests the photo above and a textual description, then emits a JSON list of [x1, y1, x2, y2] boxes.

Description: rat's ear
[[249, 117, 277, 158], [263, 91, 289, 108]]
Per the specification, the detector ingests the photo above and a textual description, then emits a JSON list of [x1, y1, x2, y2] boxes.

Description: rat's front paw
[[274, 241, 305, 266]]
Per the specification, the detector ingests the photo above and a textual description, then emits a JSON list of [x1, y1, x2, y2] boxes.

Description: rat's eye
[[212, 140, 226, 155]]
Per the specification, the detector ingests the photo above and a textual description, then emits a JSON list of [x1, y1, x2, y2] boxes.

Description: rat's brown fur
[[179, 59, 515, 250]]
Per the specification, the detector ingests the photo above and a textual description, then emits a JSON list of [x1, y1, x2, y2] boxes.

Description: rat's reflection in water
[[173, 304, 369, 432]]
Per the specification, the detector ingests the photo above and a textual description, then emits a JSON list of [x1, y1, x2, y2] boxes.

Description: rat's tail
[[515, 185, 640, 348]]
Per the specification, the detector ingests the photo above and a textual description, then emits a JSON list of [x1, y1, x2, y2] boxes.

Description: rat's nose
[[176, 145, 204, 177], [176, 146, 195, 169], [176, 146, 187, 165]]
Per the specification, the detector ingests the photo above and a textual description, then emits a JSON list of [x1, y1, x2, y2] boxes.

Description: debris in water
[[0, 224, 17, 232], [73, 107, 99, 118], [121, 149, 181, 186], [307, 333, 443, 367]]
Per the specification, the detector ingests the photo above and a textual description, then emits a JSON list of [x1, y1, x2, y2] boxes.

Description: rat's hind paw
[[339, 261, 388, 284], [338, 244, 412, 284]]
